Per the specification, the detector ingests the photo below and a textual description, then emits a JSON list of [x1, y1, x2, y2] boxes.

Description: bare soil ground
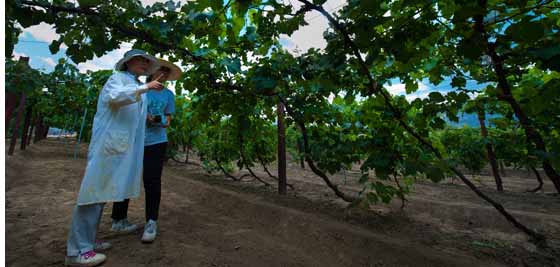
[[5, 138, 560, 266]]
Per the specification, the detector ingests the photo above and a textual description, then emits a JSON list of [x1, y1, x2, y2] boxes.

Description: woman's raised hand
[[146, 73, 165, 90]]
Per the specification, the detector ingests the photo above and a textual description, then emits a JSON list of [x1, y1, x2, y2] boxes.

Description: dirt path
[[5, 139, 558, 266], [271, 166, 560, 239]]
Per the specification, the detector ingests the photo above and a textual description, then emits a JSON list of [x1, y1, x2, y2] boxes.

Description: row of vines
[[6, 0, 559, 248], [5, 56, 113, 154]]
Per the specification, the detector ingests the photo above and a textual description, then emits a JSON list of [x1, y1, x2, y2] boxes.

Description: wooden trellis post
[[8, 57, 30, 156], [20, 105, 33, 151], [73, 107, 88, 159], [277, 101, 287, 195]]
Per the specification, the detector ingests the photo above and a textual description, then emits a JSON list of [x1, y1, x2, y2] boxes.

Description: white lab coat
[[76, 71, 148, 205]]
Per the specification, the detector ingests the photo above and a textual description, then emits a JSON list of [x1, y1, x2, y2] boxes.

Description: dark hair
[[148, 66, 171, 82]]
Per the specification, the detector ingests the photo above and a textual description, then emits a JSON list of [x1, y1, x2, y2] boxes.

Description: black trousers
[[111, 142, 167, 222]]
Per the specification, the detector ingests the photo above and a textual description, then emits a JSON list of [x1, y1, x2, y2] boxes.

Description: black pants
[[111, 142, 167, 222]]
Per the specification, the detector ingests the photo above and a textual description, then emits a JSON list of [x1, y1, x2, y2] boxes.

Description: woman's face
[[126, 56, 152, 75], [152, 68, 170, 82]]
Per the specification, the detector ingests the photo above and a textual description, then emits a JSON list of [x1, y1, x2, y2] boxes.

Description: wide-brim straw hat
[[155, 59, 182, 81], [115, 49, 160, 75]]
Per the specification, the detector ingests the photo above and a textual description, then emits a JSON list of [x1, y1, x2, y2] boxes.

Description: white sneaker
[[141, 220, 157, 243], [94, 239, 112, 251], [65, 251, 106, 266], [111, 218, 138, 234]]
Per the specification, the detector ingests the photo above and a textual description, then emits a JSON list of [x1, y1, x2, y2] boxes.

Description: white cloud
[[77, 61, 108, 73], [284, 0, 347, 53], [385, 83, 406, 95], [77, 43, 132, 73], [418, 81, 430, 91], [385, 81, 432, 101], [39, 57, 57, 67], [469, 91, 480, 99], [140, 0, 191, 6], [386, 81, 430, 94], [21, 23, 59, 43], [405, 91, 431, 101]]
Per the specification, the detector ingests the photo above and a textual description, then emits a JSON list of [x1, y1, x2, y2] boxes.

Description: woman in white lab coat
[[65, 49, 164, 267]]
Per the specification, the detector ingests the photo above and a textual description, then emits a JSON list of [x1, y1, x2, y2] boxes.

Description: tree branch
[[19, 0, 202, 61], [256, 151, 295, 190], [484, 0, 555, 26], [297, 0, 547, 247], [277, 94, 357, 202]]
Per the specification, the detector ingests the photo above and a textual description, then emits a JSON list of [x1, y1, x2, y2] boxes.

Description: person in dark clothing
[[111, 59, 181, 243]]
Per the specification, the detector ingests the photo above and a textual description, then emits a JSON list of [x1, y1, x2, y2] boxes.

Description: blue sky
[[14, 26, 128, 73], [14, 31, 69, 72]]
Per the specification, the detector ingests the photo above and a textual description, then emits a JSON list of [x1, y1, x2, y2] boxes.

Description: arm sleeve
[[102, 74, 149, 109], [164, 90, 176, 115]]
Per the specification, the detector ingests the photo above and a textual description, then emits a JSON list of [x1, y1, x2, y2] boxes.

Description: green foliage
[[437, 127, 487, 174], [5, 56, 112, 143], [7, 0, 560, 207]]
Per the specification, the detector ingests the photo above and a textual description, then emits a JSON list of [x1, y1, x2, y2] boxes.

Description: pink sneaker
[[65, 250, 106, 266]]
